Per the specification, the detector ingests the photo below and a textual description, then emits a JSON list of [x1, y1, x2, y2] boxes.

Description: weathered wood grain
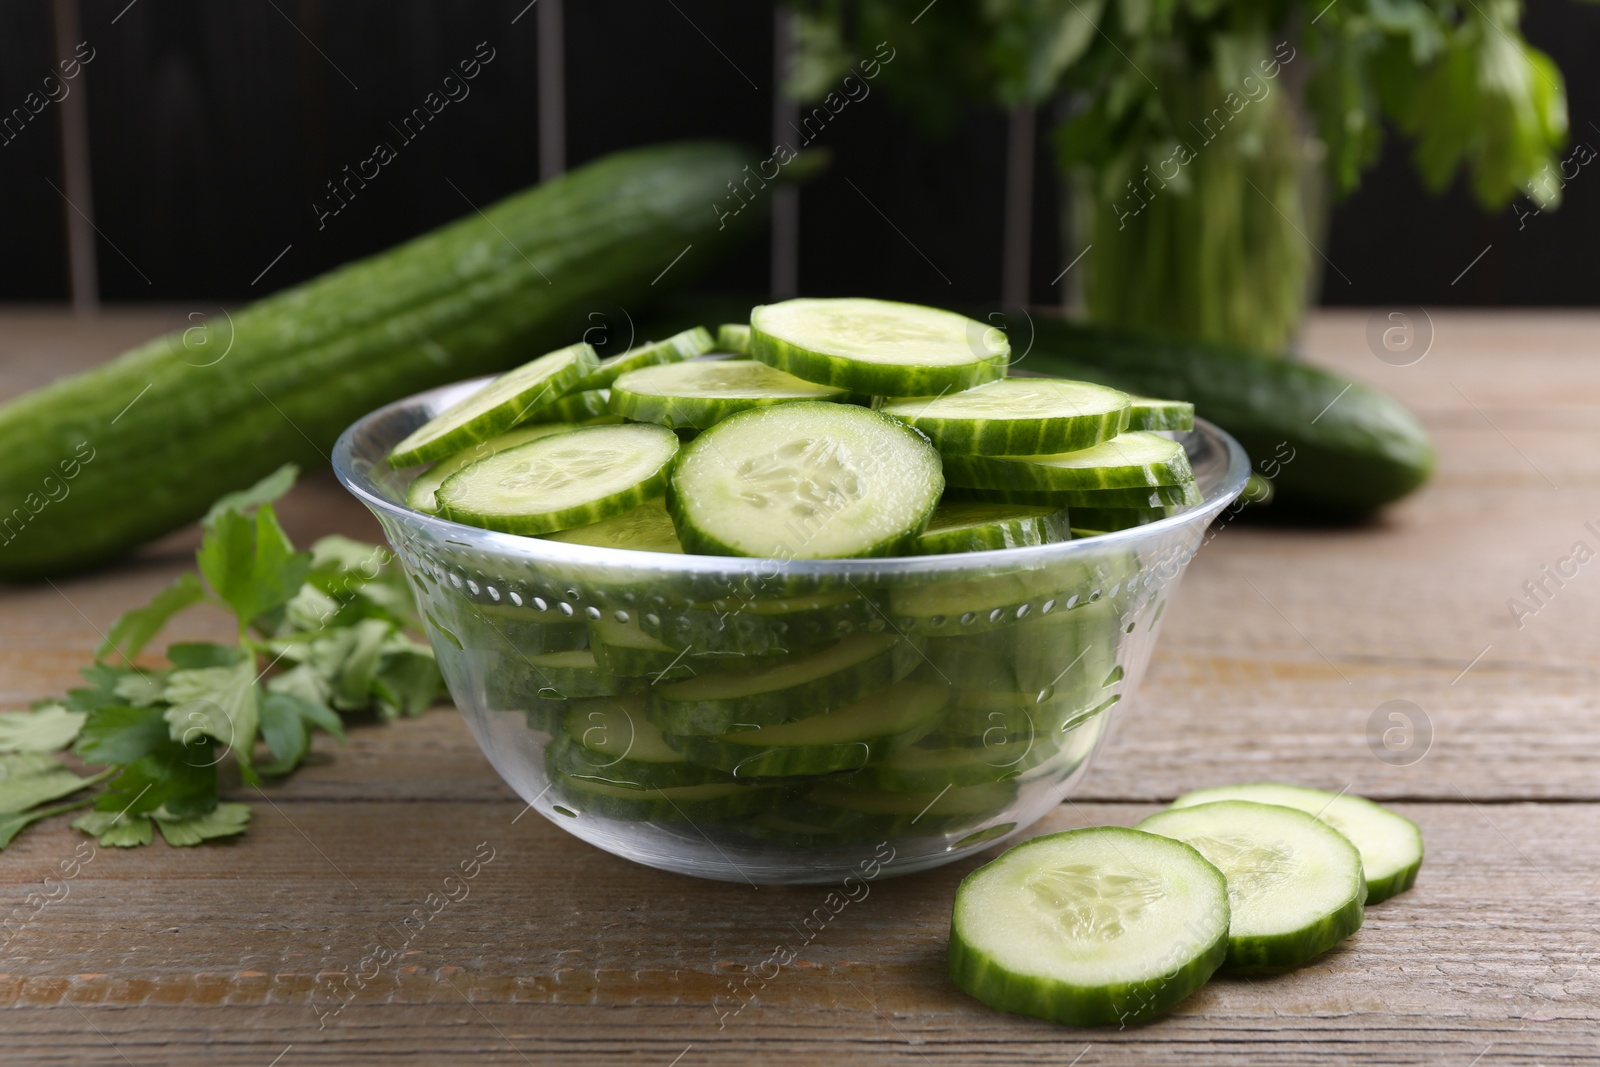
[[2, 310, 1599, 1064]]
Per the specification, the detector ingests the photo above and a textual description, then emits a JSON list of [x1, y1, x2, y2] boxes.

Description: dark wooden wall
[[1, 0, 1597, 308]]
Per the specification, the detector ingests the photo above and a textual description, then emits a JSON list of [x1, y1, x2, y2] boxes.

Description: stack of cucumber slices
[[389, 296, 1200, 554], [949, 783, 1424, 1027]]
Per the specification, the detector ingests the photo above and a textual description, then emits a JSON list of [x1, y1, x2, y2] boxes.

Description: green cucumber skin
[[716, 323, 753, 355], [546, 735, 732, 790], [881, 394, 1129, 457], [1364, 861, 1421, 905], [544, 769, 795, 823], [751, 333, 1008, 397], [1222, 894, 1365, 974], [1026, 319, 1435, 515], [941, 442, 1192, 493], [943, 483, 1197, 509], [0, 142, 767, 578]]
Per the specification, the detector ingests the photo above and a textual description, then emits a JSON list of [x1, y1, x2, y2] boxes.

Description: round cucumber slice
[[942, 431, 1195, 492], [1126, 396, 1194, 432], [611, 360, 849, 430], [1137, 800, 1366, 973], [1170, 784, 1423, 904], [528, 648, 641, 699], [881, 379, 1130, 456], [540, 389, 613, 422], [663, 678, 949, 778], [948, 827, 1230, 1027], [549, 695, 732, 789], [569, 327, 713, 393], [647, 632, 916, 735], [638, 588, 881, 657], [715, 323, 752, 355], [1067, 505, 1173, 534], [751, 297, 1009, 395], [406, 423, 582, 513], [588, 615, 694, 680], [668, 402, 943, 558], [437, 423, 678, 535], [914, 501, 1070, 555], [388, 342, 599, 467], [541, 500, 683, 554]]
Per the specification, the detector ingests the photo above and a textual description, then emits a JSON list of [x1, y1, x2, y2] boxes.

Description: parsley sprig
[[0, 465, 442, 851]]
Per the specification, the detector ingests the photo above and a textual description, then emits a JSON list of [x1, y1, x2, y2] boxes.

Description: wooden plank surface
[[2, 308, 1598, 1064]]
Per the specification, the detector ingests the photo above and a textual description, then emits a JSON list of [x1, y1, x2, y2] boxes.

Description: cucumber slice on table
[[542, 500, 684, 554], [1126, 396, 1195, 432], [914, 501, 1071, 555], [569, 327, 714, 392], [388, 342, 599, 467], [751, 297, 1009, 395], [881, 379, 1130, 456], [406, 423, 579, 513], [663, 678, 948, 778], [948, 827, 1230, 1027], [648, 631, 915, 735], [1170, 783, 1423, 904], [716, 323, 752, 355], [437, 423, 678, 535], [548, 695, 731, 789], [942, 431, 1195, 492], [611, 360, 849, 430], [1137, 800, 1365, 972], [668, 402, 943, 558]]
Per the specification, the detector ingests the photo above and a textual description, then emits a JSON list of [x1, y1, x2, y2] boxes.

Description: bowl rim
[[333, 376, 1253, 576]]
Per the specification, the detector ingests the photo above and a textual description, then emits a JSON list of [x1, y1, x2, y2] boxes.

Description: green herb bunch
[[0, 465, 442, 851], [792, 0, 1575, 349]]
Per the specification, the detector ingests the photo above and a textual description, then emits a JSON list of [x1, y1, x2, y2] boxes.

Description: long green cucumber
[[1025, 319, 1434, 515], [0, 142, 768, 578]]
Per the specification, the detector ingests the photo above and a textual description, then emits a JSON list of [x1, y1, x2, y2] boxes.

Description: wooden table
[[2, 309, 1597, 1065]]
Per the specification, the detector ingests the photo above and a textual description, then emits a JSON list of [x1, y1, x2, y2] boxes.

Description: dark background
[[2, 0, 1597, 309]]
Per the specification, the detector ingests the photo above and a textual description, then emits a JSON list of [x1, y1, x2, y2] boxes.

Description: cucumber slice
[[945, 481, 1201, 509], [1170, 784, 1423, 904], [915, 501, 1070, 555], [716, 323, 752, 355], [639, 589, 880, 656], [406, 423, 581, 513], [588, 615, 693, 680], [437, 423, 678, 535], [648, 632, 916, 734], [529, 648, 641, 698], [611, 360, 849, 430], [1137, 800, 1365, 973], [751, 297, 1009, 395], [948, 827, 1230, 1027], [542, 500, 683, 554], [1127, 396, 1194, 432], [541, 389, 613, 422], [455, 602, 589, 654], [668, 402, 943, 558], [942, 432, 1195, 492], [546, 772, 792, 823], [782, 779, 1017, 840], [549, 695, 731, 789], [881, 379, 1130, 456], [569, 327, 714, 392], [388, 342, 599, 466], [1067, 505, 1173, 534], [664, 678, 948, 778]]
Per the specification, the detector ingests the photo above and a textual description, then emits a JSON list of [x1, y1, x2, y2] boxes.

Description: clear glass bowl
[[333, 379, 1250, 884]]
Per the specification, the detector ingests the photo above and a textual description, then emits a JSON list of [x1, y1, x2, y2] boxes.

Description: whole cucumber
[[1024, 319, 1435, 515], [0, 142, 764, 579]]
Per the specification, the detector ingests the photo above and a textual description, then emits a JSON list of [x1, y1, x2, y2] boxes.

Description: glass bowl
[[333, 379, 1250, 884]]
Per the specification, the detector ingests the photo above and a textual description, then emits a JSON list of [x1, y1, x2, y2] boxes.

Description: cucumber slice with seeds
[[668, 402, 943, 559], [437, 423, 678, 535], [1170, 783, 1423, 904], [663, 678, 948, 778], [542, 500, 683, 554], [751, 297, 1009, 395], [948, 827, 1230, 1027], [1127, 396, 1194, 432], [388, 342, 599, 466], [569, 327, 713, 393], [943, 432, 1195, 492], [549, 695, 730, 789], [611, 360, 849, 430], [1137, 800, 1365, 973], [915, 501, 1071, 555], [648, 632, 916, 735], [881, 379, 1130, 456], [406, 423, 580, 513], [716, 323, 752, 355]]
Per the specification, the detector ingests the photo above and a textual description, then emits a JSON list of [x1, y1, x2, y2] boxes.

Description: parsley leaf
[[0, 753, 101, 813], [197, 504, 312, 632], [202, 463, 299, 526], [153, 802, 251, 847], [0, 704, 87, 754], [96, 572, 206, 664], [162, 659, 260, 780]]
